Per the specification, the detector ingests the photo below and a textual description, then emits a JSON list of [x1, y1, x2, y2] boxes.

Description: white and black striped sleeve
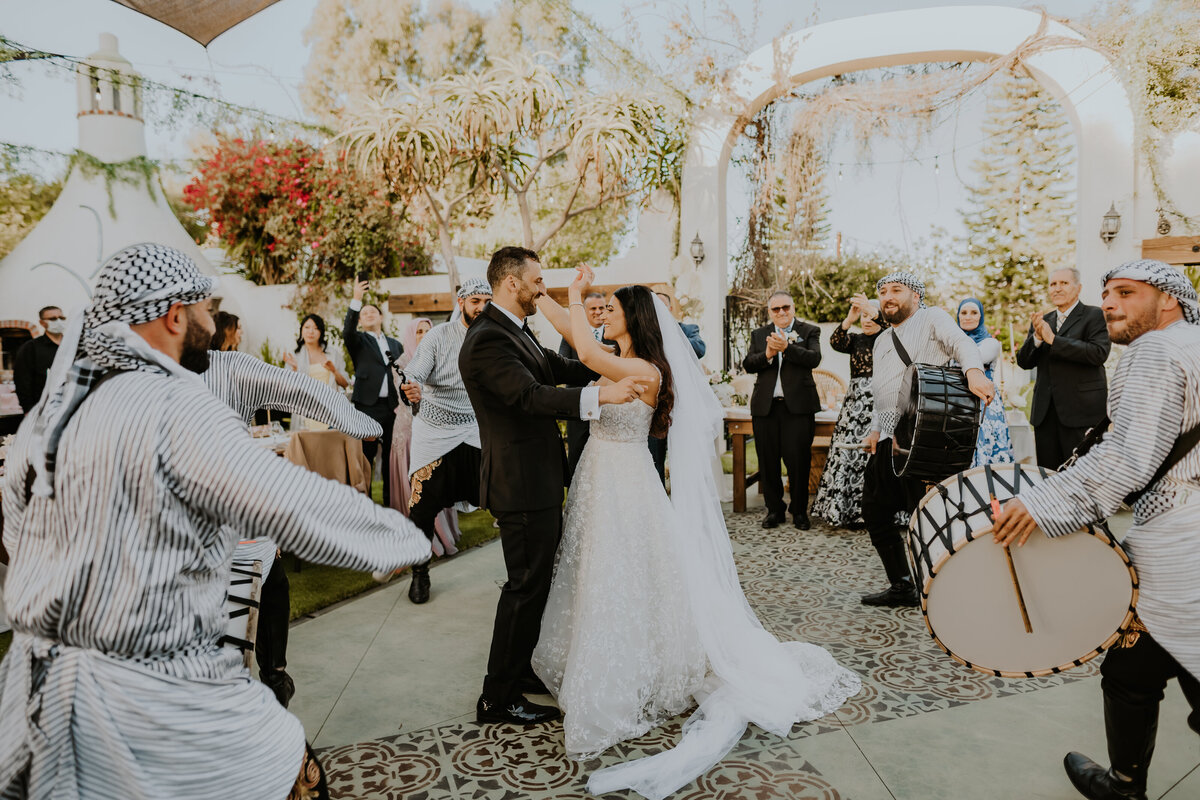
[[163, 385, 429, 572]]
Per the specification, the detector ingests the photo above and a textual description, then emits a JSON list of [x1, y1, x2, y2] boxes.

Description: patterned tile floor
[[303, 509, 1198, 800]]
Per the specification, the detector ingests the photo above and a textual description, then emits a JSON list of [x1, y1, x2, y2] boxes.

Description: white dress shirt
[[349, 299, 394, 397], [772, 324, 793, 398], [493, 304, 600, 420]]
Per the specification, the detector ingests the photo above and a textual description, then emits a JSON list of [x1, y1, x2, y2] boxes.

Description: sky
[[1, 0, 1110, 261]]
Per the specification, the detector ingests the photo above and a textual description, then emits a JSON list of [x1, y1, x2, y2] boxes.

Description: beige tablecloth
[[283, 430, 371, 494]]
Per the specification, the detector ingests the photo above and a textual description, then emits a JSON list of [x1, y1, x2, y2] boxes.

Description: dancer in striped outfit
[[994, 260, 1200, 800], [0, 243, 430, 800]]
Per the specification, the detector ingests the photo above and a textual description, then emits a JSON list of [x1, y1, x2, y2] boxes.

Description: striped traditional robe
[[402, 320, 481, 478], [0, 368, 430, 799], [1019, 321, 1200, 678]]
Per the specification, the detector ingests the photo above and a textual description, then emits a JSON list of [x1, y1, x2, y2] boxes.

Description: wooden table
[[725, 411, 836, 513]]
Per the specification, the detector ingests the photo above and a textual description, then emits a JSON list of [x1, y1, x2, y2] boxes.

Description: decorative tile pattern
[[320, 511, 1103, 798]]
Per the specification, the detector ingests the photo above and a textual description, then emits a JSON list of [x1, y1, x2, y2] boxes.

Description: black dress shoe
[[476, 695, 561, 725], [793, 512, 811, 530], [860, 580, 920, 608], [519, 675, 551, 695], [761, 512, 783, 529], [262, 668, 296, 708], [1064, 753, 1147, 800], [408, 563, 430, 604]]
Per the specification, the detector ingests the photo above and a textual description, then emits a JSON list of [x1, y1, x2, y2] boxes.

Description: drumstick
[[992, 494, 1034, 634]]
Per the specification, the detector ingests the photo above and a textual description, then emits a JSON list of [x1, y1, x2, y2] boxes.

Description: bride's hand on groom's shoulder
[[598, 375, 653, 405]]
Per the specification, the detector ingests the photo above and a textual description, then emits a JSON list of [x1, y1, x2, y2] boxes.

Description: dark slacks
[[356, 398, 397, 503], [408, 443, 481, 553], [752, 399, 814, 517], [861, 440, 923, 583], [647, 435, 667, 487], [482, 506, 563, 704], [1034, 403, 1090, 469], [1102, 629, 1200, 736], [254, 561, 289, 673]]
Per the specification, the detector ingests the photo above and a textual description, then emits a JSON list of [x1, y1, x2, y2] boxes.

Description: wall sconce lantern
[[1099, 203, 1121, 247], [690, 233, 705, 267]]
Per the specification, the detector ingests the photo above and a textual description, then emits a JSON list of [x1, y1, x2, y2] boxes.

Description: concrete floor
[[286, 495, 1199, 800]]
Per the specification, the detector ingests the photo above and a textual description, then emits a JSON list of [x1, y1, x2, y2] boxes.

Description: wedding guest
[[957, 298, 1014, 466], [13, 305, 64, 413], [559, 291, 606, 480], [1016, 267, 1111, 468], [344, 279, 404, 503], [812, 294, 887, 528], [647, 291, 707, 484], [284, 314, 349, 430], [742, 290, 821, 530], [377, 316, 462, 591], [210, 310, 242, 351]]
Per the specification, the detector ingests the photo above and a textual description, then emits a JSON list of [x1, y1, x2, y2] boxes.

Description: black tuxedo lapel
[[484, 304, 552, 382]]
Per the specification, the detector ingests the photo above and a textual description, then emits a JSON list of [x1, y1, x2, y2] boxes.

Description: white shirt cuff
[[580, 386, 600, 420], [350, 299, 363, 311]]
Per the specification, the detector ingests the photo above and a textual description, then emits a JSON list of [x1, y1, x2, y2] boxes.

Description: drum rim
[[908, 465, 1140, 679]]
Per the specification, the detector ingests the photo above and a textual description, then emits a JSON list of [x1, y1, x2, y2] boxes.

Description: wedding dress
[[534, 299, 862, 800]]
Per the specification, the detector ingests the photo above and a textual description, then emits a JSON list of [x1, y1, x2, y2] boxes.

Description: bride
[[533, 267, 860, 799]]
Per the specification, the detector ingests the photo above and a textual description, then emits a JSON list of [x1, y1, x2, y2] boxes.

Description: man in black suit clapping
[[742, 291, 822, 530], [344, 278, 403, 503], [460, 246, 647, 726], [1016, 267, 1112, 468]]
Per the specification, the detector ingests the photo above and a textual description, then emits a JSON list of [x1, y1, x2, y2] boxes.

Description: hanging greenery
[[68, 150, 160, 217]]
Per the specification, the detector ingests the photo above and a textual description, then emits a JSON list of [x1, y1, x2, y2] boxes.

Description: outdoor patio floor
[[286, 496, 1199, 800]]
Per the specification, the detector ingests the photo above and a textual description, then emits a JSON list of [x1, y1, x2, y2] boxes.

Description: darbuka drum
[[908, 463, 1138, 678], [892, 364, 981, 482]]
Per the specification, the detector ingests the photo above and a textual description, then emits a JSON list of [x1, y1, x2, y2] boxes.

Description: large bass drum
[[892, 364, 980, 482], [908, 463, 1138, 678]]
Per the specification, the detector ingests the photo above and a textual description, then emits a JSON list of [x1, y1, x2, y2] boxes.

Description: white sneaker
[[372, 569, 399, 585]]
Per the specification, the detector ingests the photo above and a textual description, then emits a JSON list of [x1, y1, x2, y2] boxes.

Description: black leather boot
[[860, 578, 920, 607], [1063, 691, 1158, 800], [1064, 754, 1147, 800], [408, 562, 431, 604]]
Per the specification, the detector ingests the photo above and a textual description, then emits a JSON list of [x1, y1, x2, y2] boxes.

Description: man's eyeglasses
[[768, 305, 792, 313]]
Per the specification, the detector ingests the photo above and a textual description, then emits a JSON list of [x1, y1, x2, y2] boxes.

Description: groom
[[460, 246, 649, 724]]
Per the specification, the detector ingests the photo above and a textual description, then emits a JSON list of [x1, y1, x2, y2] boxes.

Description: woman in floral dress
[[957, 298, 1014, 466], [812, 294, 886, 527]]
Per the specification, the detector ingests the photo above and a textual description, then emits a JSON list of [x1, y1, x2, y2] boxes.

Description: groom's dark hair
[[488, 246, 540, 287]]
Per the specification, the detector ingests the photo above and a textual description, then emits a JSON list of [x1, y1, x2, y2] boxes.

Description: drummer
[[994, 259, 1200, 800], [860, 272, 993, 607]]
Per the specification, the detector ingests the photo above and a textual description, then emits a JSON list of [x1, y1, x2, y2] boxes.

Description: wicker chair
[[812, 368, 848, 410]]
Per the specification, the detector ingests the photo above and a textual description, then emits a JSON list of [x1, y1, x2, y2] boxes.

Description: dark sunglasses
[[768, 304, 792, 313]]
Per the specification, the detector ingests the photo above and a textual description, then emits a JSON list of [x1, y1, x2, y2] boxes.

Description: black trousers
[[647, 435, 667, 487], [1034, 404, 1090, 469], [356, 398, 397, 503], [254, 560, 289, 673], [408, 443, 481, 553], [752, 399, 814, 517], [1102, 629, 1200, 736], [482, 506, 563, 704], [861, 440, 923, 583]]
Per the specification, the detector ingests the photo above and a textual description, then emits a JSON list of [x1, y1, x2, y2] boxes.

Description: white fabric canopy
[[110, 0, 282, 46]]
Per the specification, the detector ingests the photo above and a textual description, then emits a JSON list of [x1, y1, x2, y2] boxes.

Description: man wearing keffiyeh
[[994, 260, 1200, 800], [1, 243, 430, 800]]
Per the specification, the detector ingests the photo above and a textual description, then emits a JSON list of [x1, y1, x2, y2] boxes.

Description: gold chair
[[812, 368, 848, 410]]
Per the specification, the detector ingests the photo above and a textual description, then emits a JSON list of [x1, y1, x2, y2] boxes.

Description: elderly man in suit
[[344, 278, 404, 503], [742, 290, 822, 530], [1017, 267, 1112, 469]]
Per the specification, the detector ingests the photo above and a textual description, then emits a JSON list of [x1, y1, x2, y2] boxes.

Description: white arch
[[675, 5, 1151, 357]]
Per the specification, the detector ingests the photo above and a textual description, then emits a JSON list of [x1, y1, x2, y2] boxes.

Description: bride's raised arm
[[563, 266, 659, 394], [534, 291, 574, 350]]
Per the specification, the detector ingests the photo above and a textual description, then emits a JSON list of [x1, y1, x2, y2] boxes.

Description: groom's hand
[[598, 375, 653, 405]]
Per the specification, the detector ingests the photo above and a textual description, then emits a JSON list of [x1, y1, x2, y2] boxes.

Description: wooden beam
[[1141, 235, 1200, 266], [387, 292, 455, 314]]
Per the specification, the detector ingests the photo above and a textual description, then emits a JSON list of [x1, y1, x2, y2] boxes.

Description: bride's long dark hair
[[613, 284, 674, 438]]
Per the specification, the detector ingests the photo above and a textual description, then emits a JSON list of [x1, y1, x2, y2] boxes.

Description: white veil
[[586, 299, 861, 799]]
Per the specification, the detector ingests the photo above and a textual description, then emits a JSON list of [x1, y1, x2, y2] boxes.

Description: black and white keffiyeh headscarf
[[457, 277, 492, 299], [1103, 259, 1200, 325], [28, 243, 217, 497], [876, 271, 927, 308]]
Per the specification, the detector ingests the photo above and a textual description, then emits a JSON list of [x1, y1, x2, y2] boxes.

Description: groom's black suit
[[459, 302, 597, 704]]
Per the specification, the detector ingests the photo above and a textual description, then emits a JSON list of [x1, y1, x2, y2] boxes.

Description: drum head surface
[[925, 526, 1135, 676]]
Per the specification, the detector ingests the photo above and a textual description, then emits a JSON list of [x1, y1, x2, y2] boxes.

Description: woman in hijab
[[957, 298, 1014, 466]]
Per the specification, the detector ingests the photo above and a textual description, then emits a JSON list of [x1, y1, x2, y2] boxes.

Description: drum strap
[[1066, 416, 1200, 505], [890, 329, 913, 367]]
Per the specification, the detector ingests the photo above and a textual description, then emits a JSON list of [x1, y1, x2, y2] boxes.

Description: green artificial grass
[[0, 630, 10, 663]]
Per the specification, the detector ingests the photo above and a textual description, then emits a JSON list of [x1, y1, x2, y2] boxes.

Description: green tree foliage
[[959, 67, 1075, 339], [0, 157, 62, 260]]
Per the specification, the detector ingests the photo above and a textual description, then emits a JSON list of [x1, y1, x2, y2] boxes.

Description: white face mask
[[45, 319, 67, 335]]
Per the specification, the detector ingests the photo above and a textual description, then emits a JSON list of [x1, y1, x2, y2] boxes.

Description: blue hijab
[[957, 298, 989, 343]]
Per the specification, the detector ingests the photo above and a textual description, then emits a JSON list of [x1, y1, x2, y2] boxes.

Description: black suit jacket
[[460, 303, 597, 512], [1016, 302, 1111, 428], [343, 306, 403, 406], [742, 321, 822, 416]]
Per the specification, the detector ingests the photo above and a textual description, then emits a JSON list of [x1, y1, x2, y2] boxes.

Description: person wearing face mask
[[13, 306, 66, 414], [345, 277, 404, 504], [811, 294, 889, 529]]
